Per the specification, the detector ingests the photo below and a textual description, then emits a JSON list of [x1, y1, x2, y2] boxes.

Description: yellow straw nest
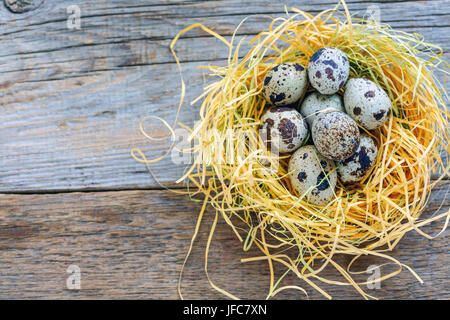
[[134, 2, 449, 299]]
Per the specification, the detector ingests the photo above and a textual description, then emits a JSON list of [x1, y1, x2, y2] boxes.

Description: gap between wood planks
[[0, 185, 187, 194], [1, 178, 448, 194]]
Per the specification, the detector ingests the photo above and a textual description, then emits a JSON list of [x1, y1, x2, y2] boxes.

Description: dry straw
[[133, 1, 449, 299]]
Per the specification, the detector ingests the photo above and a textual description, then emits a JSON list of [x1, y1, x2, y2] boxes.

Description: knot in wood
[[4, 0, 44, 13]]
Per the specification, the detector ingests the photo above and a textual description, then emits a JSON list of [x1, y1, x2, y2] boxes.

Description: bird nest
[[134, 1, 449, 299]]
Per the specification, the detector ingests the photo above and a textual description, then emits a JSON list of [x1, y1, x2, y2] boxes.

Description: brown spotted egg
[[299, 92, 344, 128], [260, 106, 308, 153], [262, 63, 308, 106], [344, 78, 392, 130], [288, 145, 337, 205], [337, 133, 378, 183], [312, 111, 360, 161], [308, 47, 349, 95]]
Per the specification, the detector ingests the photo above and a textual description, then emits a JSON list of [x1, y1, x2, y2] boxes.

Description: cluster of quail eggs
[[260, 47, 391, 205]]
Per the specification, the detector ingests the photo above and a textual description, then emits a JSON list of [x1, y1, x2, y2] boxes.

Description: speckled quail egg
[[260, 106, 308, 153], [308, 47, 349, 95], [288, 145, 337, 205], [312, 111, 360, 161], [337, 133, 378, 183], [344, 78, 392, 130], [262, 63, 308, 106], [299, 92, 344, 127]]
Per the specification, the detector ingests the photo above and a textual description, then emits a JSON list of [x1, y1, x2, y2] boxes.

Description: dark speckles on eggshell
[[263, 63, 308, 106], [315, 171, 330, 191], [338, 134, 378, 183], [310, 48, 324, 63], [325, 68, 335, 81], [298, 171, 307, 182], [373, 110, 386, 120], [364, 90, 375, 98], [264, 118, 274, 127], [294, 63, 304, 71], [353, 107, 361, 115], [323, 59, 338, 69], [356, 146, 372, 174], [288, 145, 337, 205], [278, 118, 297, 144], [312, 111, 360, 161], [260, 107, 308, 153], [343, 78, 392, 130], [308, 47, 349, 95], [270, 92, 286, 104]]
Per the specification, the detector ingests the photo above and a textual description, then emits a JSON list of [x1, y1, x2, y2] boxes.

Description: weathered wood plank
[[1, 56, 447, 191], [0, 180, 448, 299], [0, 0, 448, 192], [1, 1, 448, 44]]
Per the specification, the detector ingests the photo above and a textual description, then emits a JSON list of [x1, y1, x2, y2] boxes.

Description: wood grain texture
[[0, 0, 449, 191], [0, 0, 448, 300], [0, 180, 448, 299]]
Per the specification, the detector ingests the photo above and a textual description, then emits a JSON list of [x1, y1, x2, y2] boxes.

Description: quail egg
[[260, 106, 308, 153], [299, 92, 344, 127], [312, 111, 360, 161], [288, 145, 337, 205], [344, 78, 392, 130], [262, 63, 308, 106], [337, 133, 378, 183], [308, 47, 349, 95]]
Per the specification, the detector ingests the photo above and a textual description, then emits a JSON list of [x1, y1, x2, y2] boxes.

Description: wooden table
[[0, 0, 448, 299]]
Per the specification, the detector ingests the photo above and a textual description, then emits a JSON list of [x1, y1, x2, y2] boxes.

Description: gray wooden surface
[[0, 181, 449, 299], [0, 0, 448, 299]]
